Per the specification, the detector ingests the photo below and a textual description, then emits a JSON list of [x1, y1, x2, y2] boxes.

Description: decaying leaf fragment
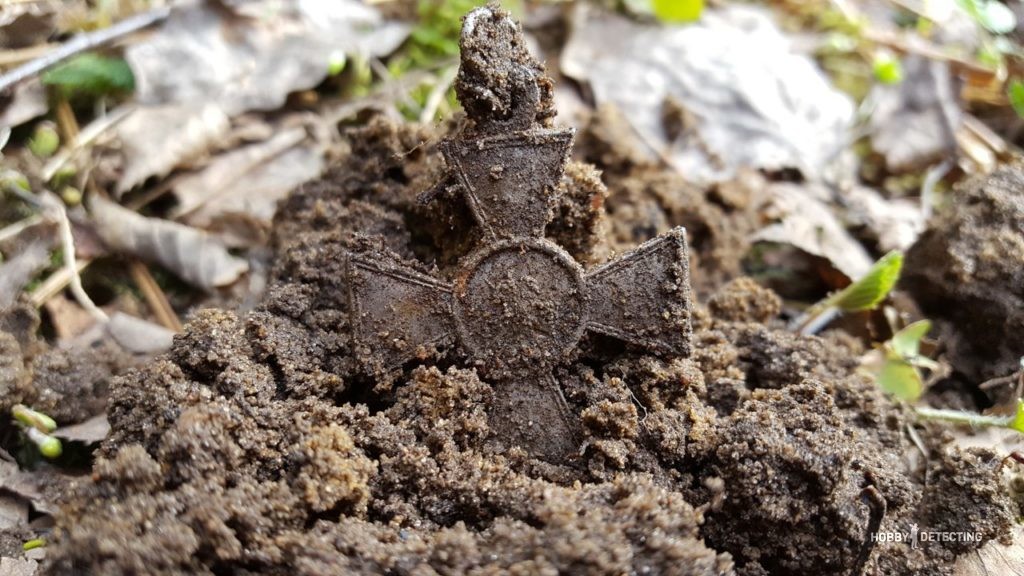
[[89, 195, 248, 290]]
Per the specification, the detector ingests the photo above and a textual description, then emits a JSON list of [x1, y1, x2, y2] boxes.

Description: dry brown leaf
[[126, 0, 409, 115], [0, 2, 56, 49], [0, 241, 50, 310], [53, 414, 110, 443], [171, 127, 310, 220], [106, 311, 174, 354], [0, 80, 47, 131], [562, 4, 853, 184], [844, 185, 924, 252], [752, 182, 873, 280], [89, 195, 248, 290], [116, 104, 230, 194], [869, 55, 960, 173]]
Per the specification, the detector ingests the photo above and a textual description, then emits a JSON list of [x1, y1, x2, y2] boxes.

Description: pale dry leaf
[[0, 495, 27, 531], [752, 182, 873, 280], [106, 311, 174, 354], [53, 414, 110, 443], [89, 195, 248, 290], [953, 525, 1024, 576], [869, 55, 960, 172], [0, 80, 48, 131], [0, 241, 51, 310], [116, 104, 230, 194], [0, 2, 56, 49], [0, 557, 37, 576], [562, 4, 853, 184], [844, 185, 925, 252], [183, 144, 324, 237], [171, 127, 309, 220], [126, 0, 409, 116]]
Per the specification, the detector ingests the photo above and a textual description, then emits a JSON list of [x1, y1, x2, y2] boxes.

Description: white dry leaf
[[0, 241, 51, 310], [844, 186, 925, 252], [953, 526, 1024, 576], [869, 55, 960, 172], [0, 557, 37, 576], [53, 414, 111, 443], [0, 80, 48, 132], [562, 4, 853, 184], [106, 311, 174, 354], [126, 0, 410, 116], [752, 182, 872, 280], [89, 195, 248, 290], [171, 126, 310, 222], [116, 104, 231, 194]]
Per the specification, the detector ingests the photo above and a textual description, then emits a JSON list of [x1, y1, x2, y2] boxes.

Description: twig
[[29, 259, 91, 307], [0, 214, 44, 244], [129, 260, 182, 332], [419, 65, 458, 124], [0, 43, 59, 68], [53, 97, 79, 144], [0, 7, 171, 93], [37, 192, 108, 322], [42, 105, 133, 181]]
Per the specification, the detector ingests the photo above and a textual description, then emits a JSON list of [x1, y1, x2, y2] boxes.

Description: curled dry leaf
[[869, 55, 960, 173], [89, 195, 248, 290], [752, 182, 872, 280], [126, 0, 409, 115], [116, 104, 230, 194], [0, 241, 51, 310], [106, 311, 174, 354], [562, 4, 853, 184], [52, 414, 110, 443], [0, 80, 48, 131], [171, 126, 317, 224]]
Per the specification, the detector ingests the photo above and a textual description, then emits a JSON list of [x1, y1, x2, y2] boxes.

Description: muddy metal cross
[[345, 6, 693, 462]]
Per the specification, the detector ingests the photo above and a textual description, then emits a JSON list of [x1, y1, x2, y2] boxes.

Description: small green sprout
[[22, 538, 45, 551], [917, 399, 1024, 435], [871, 320, 938, 401], [652, 0, 704, 23], [795, 251, 904, 334], [872, 52, 904, 85], [28, 124, 60, 158], [328, 50, 347, 77], [26, 427, 62, 459], [12, 404, 57, 433], [1008, 79, 1024, 119]]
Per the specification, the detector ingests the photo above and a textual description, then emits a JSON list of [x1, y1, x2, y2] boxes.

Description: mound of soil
[[42, 6, 1016, 575], [903, 163, 1024, 389]]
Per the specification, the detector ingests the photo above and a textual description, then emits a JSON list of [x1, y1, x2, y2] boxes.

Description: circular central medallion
[[452, 238, 587, 371]]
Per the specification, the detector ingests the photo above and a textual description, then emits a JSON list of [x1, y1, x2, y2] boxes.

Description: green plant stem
[[915, 406, 1015, 429]]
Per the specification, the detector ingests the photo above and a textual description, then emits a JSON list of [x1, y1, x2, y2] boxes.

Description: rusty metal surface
[[345, 5, 694, 462]]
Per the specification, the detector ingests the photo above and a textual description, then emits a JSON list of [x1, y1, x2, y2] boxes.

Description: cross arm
[[346, 247, 455, 377], [583, 227, 693, 357]]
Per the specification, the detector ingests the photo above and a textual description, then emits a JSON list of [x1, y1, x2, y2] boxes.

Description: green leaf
[[828, 251, 903, 312], [1009, 399, 1024, 434], [1008, 79, 1024, 118], [42, 53, 134, 97], [652, 0, 704, 23], [872, 53, 903, 85], [890, 320, 931, 359], [877, 356, 924, 401]]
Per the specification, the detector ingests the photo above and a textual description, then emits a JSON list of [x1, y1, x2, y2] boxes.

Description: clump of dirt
[[45, 5, 1015, 575], [903, 163, 1024, 389], [0, 302, 127, 425]]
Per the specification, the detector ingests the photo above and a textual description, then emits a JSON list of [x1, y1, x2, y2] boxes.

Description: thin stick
[[128, 260, 182, 332], [0, 7, 171, 93], [42, 105, 133, 181], [419, 65, 458, 124], [0, 43, 60, 68], [851, 485, 886, 576], [38, 192, 107, 322], [0, 214, 44, 244], [29, 259, 91, 307]]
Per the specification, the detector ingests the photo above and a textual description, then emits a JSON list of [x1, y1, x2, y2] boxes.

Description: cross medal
[[345, 7, 693, 462]]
